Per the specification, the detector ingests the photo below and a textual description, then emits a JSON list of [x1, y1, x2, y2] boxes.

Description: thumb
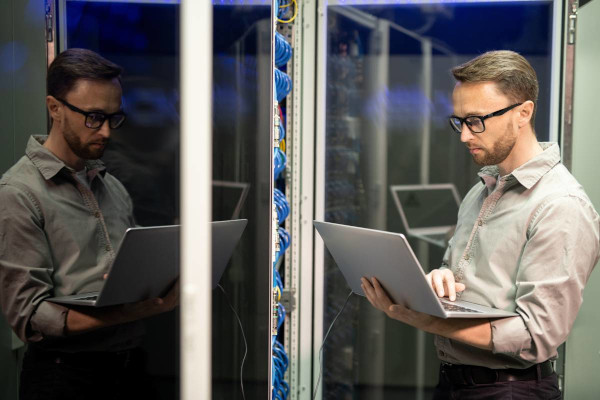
[[456, 283, 466, 292]]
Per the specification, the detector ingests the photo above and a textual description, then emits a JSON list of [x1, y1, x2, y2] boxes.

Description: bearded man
[[0, 48, 177, 400], [362, 50, 600, 399]]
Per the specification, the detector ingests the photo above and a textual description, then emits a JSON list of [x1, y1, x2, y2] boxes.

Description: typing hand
[[426, 269, 465, 301]]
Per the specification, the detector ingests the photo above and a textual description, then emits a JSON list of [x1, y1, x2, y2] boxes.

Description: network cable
[[273, 5, 295, 399], [312, 291, 354, 400], [275, 32, 293, 67], [216, 284, 248, 400], [275, 69, 293, 102]]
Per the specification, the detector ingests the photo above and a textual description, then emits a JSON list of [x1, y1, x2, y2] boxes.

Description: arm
[[488, 195, 599, 362], [361, 275, 492, 350], [0, 184, 67, 342]]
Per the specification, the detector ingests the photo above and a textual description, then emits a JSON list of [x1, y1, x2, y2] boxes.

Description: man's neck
[[44, 128, 85, 171], [497, 127, 543, 176]]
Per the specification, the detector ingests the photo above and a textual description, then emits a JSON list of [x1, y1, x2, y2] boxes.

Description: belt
[[440, 361, 554, 386]]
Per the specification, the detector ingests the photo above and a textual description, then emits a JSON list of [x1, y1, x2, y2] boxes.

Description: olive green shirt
[[0, 136, 143, 352], [435, 142, 600, 368]]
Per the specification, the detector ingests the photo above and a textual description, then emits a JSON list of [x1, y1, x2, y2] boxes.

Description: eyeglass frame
[[56, 97, 126, 129], [448, 102, 523, 134]]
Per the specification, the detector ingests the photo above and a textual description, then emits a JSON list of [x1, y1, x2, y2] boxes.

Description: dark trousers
[[20, 346, 155, 400], [432, 367, 562, 400]]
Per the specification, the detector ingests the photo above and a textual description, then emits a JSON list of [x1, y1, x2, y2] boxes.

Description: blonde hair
[[452, 50, 538, 127]]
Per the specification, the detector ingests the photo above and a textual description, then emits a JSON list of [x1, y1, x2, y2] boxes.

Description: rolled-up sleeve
[[0, 183, 69, 342], [491, 194, 600, 362]]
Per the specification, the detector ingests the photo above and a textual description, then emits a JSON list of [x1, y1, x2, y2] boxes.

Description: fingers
[[431, 270, 445, 298], [444, 272, 457, 301], [429, 269, 465, 301]]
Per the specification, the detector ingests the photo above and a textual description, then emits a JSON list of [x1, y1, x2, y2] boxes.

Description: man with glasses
[[362, 50, 599, 399], [0, 48, 177, 399]]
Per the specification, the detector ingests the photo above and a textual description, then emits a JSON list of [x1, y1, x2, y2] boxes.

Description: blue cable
[[275, 69, 292, 102], [275, 32, 292, 67]]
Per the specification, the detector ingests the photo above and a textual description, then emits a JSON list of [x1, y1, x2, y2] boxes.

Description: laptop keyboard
[[78, 295, 98, 301], [442, 302, 482, 313]]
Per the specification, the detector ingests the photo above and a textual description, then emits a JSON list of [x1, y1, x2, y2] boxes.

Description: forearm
[[65, 306, 127, 335], [424, 315, 492, 350], [394, 308, 492, 350], [65, 286, 179, 336]]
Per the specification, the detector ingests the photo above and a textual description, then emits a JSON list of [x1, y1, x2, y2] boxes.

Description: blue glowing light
[[0, 42, 28, 74]]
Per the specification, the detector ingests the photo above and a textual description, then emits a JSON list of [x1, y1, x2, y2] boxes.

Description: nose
[[97, 119, 111, 140], [459, 123, 475, 143]]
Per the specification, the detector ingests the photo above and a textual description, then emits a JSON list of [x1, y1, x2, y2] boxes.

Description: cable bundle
[[279, 106, 286, 140], [274, 147, 287, 179], [276, 0, 298, 24], [275, 69, 293, 102], [272, 337, 290, 400], [273, 4, 297, 397], [275, 32, 292, 67], [274, 188, 289, 222], [278, 227, 290, 254]]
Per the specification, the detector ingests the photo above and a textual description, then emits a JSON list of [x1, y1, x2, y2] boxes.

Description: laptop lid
[[390, 184, 461, 235], [48, 219, 247, 307], [95, 225, 180, 307], [314, 221, 517, 319]]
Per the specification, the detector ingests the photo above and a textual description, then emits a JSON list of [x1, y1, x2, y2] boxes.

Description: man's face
[[452, 81, 518, 167], [60, 78, 122, 161]]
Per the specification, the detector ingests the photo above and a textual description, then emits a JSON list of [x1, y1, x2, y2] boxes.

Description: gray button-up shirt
[[0, 136, 144, 352], [435, 142, 600, 369]]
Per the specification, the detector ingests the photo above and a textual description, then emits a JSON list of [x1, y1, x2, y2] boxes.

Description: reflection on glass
[[64, 2, 181, 398], [322, 2, 554, 398], [64, 2, 273, 399], [212, 5, 272, 399]]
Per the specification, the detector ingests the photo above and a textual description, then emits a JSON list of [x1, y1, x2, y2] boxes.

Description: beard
[[63, 122, 108, 161], [470, 122, 517, 166]]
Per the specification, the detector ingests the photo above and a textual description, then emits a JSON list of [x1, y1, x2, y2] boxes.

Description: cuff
[[29, 301, 69, 341], [490, 316, 532, 357]]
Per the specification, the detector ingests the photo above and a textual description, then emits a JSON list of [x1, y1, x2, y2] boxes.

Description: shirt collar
[[477, 142, 561, 190], [26, 135, 106, 180]]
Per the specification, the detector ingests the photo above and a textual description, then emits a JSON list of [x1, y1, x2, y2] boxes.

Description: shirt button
[[478, 220, 483, 226], [94, 211, 100, 218], [440, 351, 446, 357], [105, 245, 111, 252], [464, 254, 470, 261]]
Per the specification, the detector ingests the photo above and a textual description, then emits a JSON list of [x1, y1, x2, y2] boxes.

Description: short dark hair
[[47, 48, 123, 99], [452, 50, 539, 127]]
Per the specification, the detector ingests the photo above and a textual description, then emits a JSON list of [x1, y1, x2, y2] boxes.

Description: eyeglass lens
[[85, 113, 126, 129], [450, 116, 484, 134]]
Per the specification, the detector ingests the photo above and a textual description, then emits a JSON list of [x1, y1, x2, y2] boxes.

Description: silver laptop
[[314, 221, 517, 319], [390, 184, 461, 248], [48, 219, 247, 307]]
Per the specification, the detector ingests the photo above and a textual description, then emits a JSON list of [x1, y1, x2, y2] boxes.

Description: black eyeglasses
[[57, 98, 126, 129], [449, 103, 522, 134]]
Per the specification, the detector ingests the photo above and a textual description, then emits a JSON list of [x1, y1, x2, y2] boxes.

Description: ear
[[46, 96, 62, 124], [517, 100, 534, 128]]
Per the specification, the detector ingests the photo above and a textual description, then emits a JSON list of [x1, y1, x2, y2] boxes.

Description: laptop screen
[[393, 187, 459, 229]]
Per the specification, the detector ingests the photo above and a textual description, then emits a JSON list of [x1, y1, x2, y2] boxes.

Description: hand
[[360, 276, 394, 317], [426, 269, 465, 301], [361, 276, 434, 328], [120, 279, 180, 321]]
